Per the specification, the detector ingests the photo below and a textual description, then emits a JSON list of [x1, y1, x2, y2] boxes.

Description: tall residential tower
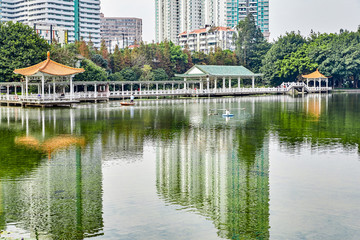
[[0, 0, 101, 47], [156, 0, 270, 43]]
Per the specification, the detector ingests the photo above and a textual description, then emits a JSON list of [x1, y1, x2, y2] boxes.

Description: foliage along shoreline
[[1, 16, 360, 88]]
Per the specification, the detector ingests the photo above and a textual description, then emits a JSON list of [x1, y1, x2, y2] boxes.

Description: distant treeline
[[1, 16, 360, 88]]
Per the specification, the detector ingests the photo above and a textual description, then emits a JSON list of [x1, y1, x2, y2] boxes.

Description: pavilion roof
[[302, 69, 328, 79], [175, 65, 262, 78], [14, 52, 85, 76]]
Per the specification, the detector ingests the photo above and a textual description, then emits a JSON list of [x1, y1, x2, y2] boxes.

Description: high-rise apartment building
[[156, 0, 270, 43], [226, 0, 269, 39], [0, 0, 101, 47], [100, 14, 142, 52]]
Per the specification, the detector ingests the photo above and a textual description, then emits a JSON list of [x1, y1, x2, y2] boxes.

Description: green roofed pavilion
[[175, 65, 263, 89]]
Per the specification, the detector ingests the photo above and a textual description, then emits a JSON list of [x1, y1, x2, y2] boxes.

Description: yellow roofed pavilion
[[14, 52, 84, 76], [302, 69, 328, 79], [302, 69, 329, 88]]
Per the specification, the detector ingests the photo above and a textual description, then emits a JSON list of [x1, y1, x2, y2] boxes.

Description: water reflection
[[156, 127, 270, 239], [1, 93, 360, 239], [0, 108, 103, 239]]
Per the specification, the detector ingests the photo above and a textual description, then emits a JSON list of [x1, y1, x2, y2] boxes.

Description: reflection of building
[[1, 139, 103, 238], [156, 127, 270, 239]]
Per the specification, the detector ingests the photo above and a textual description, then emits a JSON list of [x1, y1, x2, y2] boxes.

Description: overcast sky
[[101, 0, 360, 42]]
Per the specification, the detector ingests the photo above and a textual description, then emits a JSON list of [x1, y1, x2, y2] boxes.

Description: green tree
[[50, 43, 78, 67], [235, 14, 271, 72], [120, 67, 137, 81], [91, 54, 108, 69], [152, 68, 168, 81], [140, 65, 153, 81], [108, 72, 124, 81], [0, 22, 50, 82], [260, 31, 306, 86], [74, 59, 107, 82]]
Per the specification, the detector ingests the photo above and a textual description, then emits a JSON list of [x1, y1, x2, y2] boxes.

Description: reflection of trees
[[156, 127, 270, 239], [1, 140, 103, 239]]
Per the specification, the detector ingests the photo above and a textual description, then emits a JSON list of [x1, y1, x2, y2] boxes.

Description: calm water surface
[[0, 94, 360, 239]]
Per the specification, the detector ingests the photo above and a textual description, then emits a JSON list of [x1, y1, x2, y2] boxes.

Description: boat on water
[[120, 102, 135, 106], [222, 114, 234, 117]]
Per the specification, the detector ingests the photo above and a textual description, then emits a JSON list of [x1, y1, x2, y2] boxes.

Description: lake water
[[0, 93, 360, 240]]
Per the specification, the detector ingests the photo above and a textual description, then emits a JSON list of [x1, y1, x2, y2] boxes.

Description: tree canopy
[[0, 22, 50, 82]]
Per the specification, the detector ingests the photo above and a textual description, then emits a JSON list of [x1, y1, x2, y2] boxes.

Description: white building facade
[[0, 0, 101, 47], [156, 0, 269, 43], [177, 26, 235, 53]]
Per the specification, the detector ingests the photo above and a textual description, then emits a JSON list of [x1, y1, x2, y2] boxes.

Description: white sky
[[101, 0, 360, 42]]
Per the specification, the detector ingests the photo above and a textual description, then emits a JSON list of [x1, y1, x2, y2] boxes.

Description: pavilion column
[[326, 79, 328, 89], [25, 77, 29, 97], [94, 83, 97, 98], [207, 77, 210, 93], [222, 77, 226, 91], [228, 77, 231, 90], [214, 78, 217, 92], [306, 79, 309, 86], [156, 83, 159, 94], [131, 84, 133, 94], [106, 83, 110, 97], [121, 84, 124, 94], [85, 85, 87, 93], [6, 86, 9, 100], [41, 74, 45, 99], [200, 79, 203, 92], [252, 76, 255, 89], [184, 78, 187, 90], [139, 83, 142, 95], [53, 81, 56, 100], [238, 77, 241, 90], [70, 75, 74, 100], [38, 84, 40, 94], [21, 83, 24, 96], [172, 83, 174, 93]]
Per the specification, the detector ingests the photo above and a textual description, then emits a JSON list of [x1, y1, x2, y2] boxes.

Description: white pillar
[[6, 86, 9, 100], [21, 83, 24, 96], [94, 83, 97, 98], [53, 81, 56, 100], [131, 84, 133, 94], [70, 76, 74, 100], [207, 77, 210, 92], [184, 78, 187, 90], [326, 79, 328, 89], [223, 77, 226, 90], [228, 77, 231, 89], [139, 83, 142, 95], [306, 79, 309, 86], [214, 78, 217, 91], [41, 75, 45, 99], [252, 76, 255, 88], [25, 76, 29, 97], [238, 77, 241, 90]]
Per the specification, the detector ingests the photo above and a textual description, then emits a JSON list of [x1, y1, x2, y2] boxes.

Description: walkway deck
[[0, 82, 332, 108]]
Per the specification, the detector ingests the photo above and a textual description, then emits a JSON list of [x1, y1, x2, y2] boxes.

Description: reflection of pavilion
[[0, 138, 103, 238], [156, 127, 270, 239]]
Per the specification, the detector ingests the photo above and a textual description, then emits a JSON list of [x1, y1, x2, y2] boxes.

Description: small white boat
[[222, 114, 234, 117]]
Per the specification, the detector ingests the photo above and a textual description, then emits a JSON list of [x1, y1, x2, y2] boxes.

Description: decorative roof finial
[[47, 51, 50, 60]]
